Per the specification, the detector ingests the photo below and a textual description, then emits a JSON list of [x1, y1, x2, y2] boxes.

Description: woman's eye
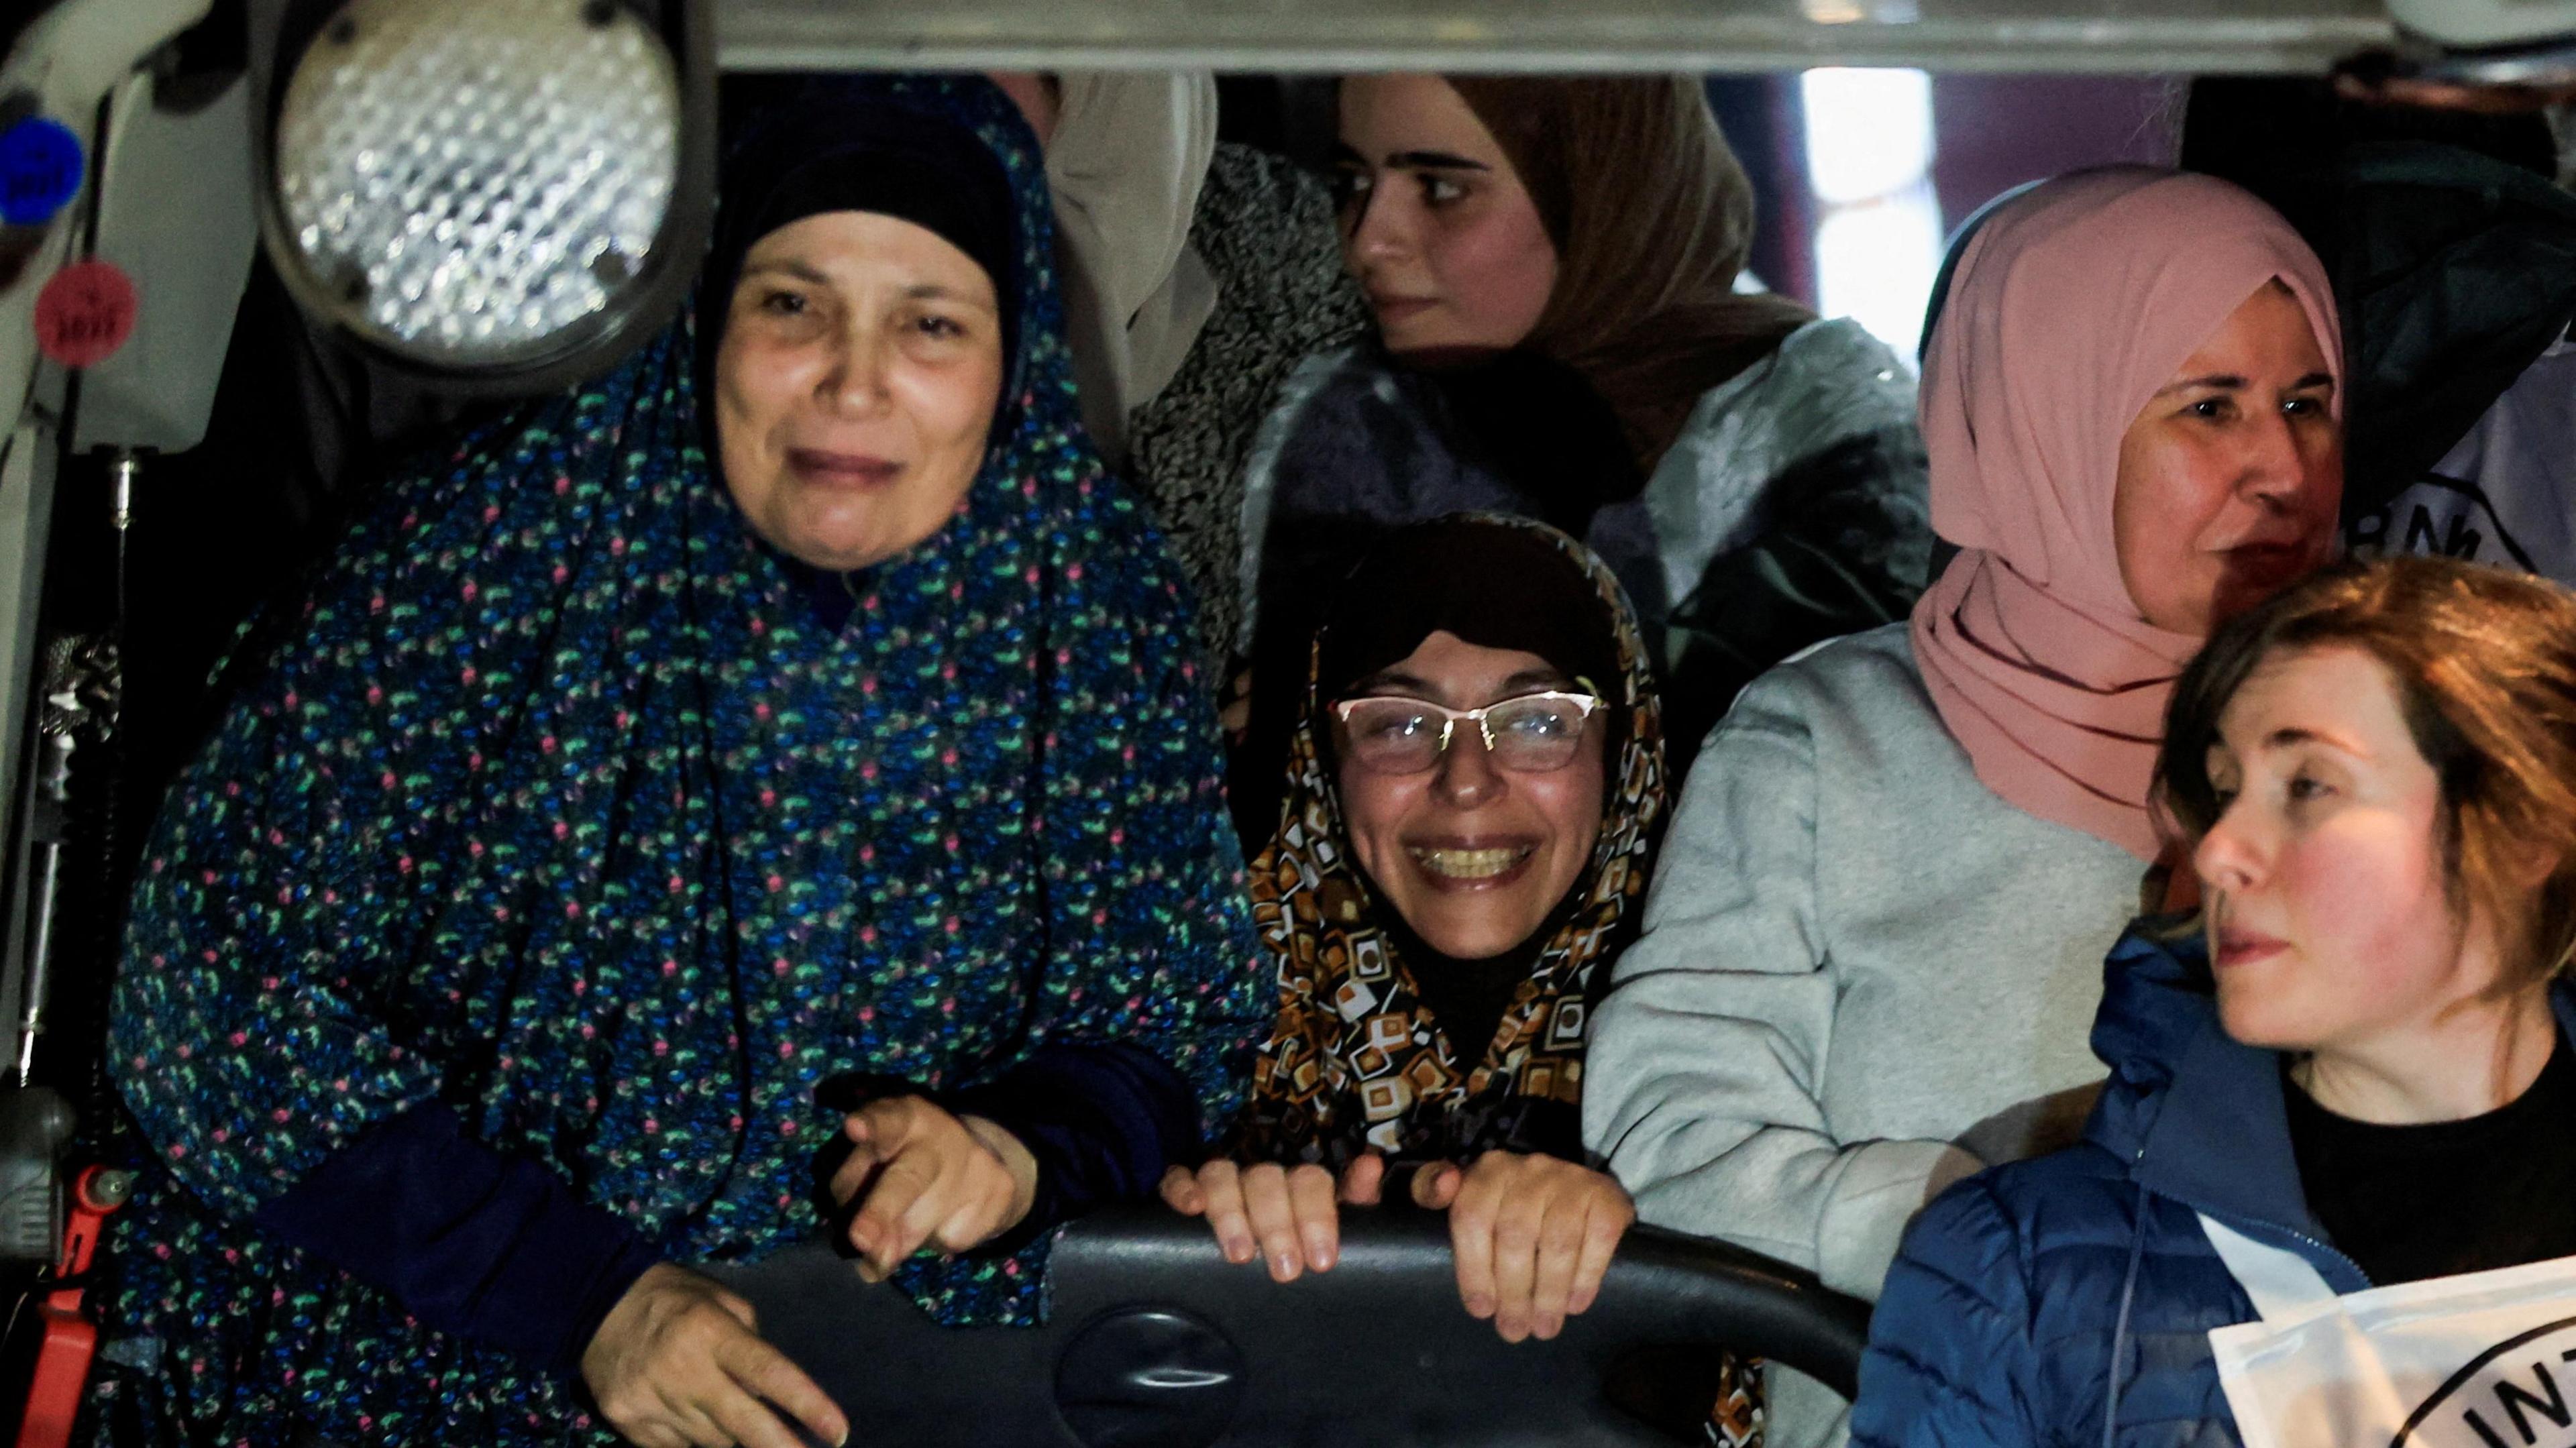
[[2186, 397, 2233, 422], [2206, 767, 2242, 809], [915, 315, 967, 341], [1421, 175, 1466, 207], [2283, 395, 2327, 418], [758, 290, 808, 317], [2286, 773, 2332, 803], [1330, 170, 1373, 210]]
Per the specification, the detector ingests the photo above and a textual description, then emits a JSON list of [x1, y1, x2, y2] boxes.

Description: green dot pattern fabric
[[87, 74, 1265, 1447]]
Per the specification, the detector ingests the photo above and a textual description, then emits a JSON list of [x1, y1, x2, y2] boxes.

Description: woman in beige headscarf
[[1230, 76, 1933, 850], [994, 72, 1369, 671], [1428, 76, 1823, 475]]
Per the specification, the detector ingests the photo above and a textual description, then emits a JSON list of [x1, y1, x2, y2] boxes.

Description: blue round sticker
[[0, 117, 83, 227]]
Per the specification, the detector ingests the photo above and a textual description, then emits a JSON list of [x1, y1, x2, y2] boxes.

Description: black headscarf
[[699, 76, 1025, 408], [1315, 514, 1626, 725]]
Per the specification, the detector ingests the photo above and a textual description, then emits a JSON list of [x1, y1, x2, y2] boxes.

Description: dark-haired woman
[[90, 76, 1264, 1448], [1228, 75, 1934, 842], [1856, 555, 2576, 1447], [1164, 514, 1762, 1443]]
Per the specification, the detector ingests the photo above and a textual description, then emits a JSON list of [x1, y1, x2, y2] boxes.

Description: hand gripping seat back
[[714, 1201, 1870, 1448]]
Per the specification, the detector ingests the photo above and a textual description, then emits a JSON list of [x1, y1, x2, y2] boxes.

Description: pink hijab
[[1908, 168, 2341, 861]]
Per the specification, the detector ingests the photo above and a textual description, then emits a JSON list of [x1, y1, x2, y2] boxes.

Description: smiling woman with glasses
[[1161, 512, 1763, 1445]]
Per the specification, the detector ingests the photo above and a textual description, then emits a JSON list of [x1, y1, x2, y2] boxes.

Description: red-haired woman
[[1855, 555, 2576, 1447]]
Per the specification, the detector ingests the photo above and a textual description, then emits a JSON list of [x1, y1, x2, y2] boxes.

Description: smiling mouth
[[787, 447, 902, 488], [1407, 845, 1534, 880]]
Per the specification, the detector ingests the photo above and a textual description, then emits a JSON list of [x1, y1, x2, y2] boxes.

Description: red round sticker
[[35, 259, 137, 369]]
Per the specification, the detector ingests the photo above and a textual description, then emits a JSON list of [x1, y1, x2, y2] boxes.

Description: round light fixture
[[250, 0, 712, 393]]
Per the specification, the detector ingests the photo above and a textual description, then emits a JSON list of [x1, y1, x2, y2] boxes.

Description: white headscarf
[[1045, 72, 1222, 464]]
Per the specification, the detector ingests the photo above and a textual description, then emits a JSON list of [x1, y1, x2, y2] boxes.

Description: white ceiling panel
[[716, 0, 2395, 75]]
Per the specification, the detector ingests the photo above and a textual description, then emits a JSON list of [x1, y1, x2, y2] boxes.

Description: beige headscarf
[[1044, 72, 1221, 465]]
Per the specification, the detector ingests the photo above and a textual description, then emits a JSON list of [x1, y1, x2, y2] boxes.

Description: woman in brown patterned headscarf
[[1236, 514, 1662, 1169], [1165, 514, 1758, 1441]]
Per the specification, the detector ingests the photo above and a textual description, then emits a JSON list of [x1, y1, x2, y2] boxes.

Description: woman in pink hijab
[[1582, 168, 2343, 1448]]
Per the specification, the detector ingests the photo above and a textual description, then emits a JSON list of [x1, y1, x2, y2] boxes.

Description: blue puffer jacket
[[1849, 917, 2576, 1447]]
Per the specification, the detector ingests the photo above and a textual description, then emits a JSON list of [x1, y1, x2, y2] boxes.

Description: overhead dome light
[[2386, 0, 2576, 50], [250, 0, 712, 394]]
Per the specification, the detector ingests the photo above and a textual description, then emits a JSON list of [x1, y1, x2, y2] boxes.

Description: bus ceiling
[[712, 0, 2396, 75], [699, 0, 2574, 78], [13, 0, 2576, 82], [10, 3, 2576, 105]]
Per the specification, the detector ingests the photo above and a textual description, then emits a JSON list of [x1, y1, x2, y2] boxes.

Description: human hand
[[1157, 1153, 1389, 1282], [581, 1263, 846, 1448], [1414, 1151, 1633, 1342], [1218, 667, 1254, 738], [826, 1097, 1038, 1282]]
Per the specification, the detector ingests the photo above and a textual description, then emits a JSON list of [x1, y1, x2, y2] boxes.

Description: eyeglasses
[[1330, 691, 1605, 775]]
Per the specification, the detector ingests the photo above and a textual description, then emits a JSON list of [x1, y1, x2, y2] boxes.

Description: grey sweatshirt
[[1581, 623, 2147, 1447]]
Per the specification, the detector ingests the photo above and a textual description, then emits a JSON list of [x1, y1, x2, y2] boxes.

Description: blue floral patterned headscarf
[[96, 74, 1261, 1446]]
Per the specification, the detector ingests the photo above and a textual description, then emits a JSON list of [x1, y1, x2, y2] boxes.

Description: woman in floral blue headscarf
[[87, 74, 1265, 1448]]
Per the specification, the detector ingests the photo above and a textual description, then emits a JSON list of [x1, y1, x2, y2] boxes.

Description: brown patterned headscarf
[[1227, 515, 1666, 1170], [1446, 76, 1817, 472]]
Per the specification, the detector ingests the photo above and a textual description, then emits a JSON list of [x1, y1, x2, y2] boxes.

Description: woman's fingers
[[847, 1141, 943, 1276], [1237, 1164, 1308, 1282], [1193, 1162, 1258, 1264], [698, 1389, 800, 1448], [893, 1143, 977, 1256], [1566, 1190, 1627, 1314], [714, 1331, 847, 1448], [1285, 1163, 1341, 1272], [1486, 1178, 1545, 1341], [621, 1410, 692, 1448], [827, 1113, 885, 1209], [1189, 1159, 1339, 1275], [1169, 1152, 1631, 1335], [583, 1265, 849, 1448], [1218, 667, 1254, 738], [659, 1396, 735, 1448], [1527, 1188, 1591, 1339], [1566, 1188, 1633, 1317], [1159, 1164, 1205, 1215], [1179, 1158, 1369, 1277], [837, 1099, 1030, 1276], [1447, 1160, 1501, 1322], [1336, 1152, 1386, 1207], [1433, 1153, 1638, 1341], [934, 1166, 1021, 1256], [1411, 1160, 1464, 1209], [831, 1097, 912, 1229]]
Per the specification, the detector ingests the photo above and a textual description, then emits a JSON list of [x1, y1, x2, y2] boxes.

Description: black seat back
[[716, 1201, 1870, 1447]]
